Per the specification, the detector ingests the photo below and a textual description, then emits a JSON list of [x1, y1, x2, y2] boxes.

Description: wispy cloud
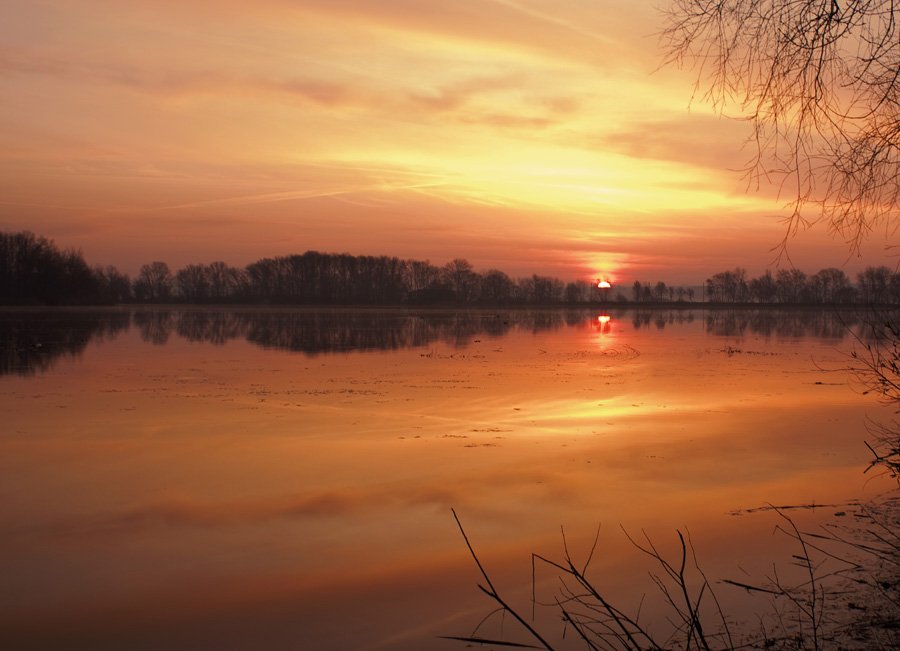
[[0, 48, 356, 106], [1, 45, 577, 134], [154, 183, 446, 211], [238, 0, 620, 65], [595, 113, 757, 172]]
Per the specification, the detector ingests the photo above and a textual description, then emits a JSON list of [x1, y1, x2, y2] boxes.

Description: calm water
[[0, 307, 894, 649]]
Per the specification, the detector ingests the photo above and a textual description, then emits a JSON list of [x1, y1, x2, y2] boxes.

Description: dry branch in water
[[842, 309, 900, 476], [448, 500, 899, 650], [448, 513, 735, 650]]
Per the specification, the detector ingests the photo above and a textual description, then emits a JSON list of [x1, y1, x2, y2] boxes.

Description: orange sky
[[0, 0, 894, 283]]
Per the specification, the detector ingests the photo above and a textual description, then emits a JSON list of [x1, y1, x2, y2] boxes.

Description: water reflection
[[0, 310, 130, 376], [595, 314, 612, 335], [630, 310, 697, 330], [0, 307, 875, 377], [133, 310, 176, 345], [169, 310, 572, 352], [703, 309, 857, 339], [625, 308, 857, 339]]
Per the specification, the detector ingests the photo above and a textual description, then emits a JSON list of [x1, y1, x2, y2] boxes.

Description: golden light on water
[[595, 314, 612, 335]]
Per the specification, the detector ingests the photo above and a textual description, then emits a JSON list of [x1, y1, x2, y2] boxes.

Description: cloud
[[1, 44, 577, 134], [592, 113, 759, 172], [0, 48, 356, 107], [144, 0, 620, 67], [407, 74, 527, 112]]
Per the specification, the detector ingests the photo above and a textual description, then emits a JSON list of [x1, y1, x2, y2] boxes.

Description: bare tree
[[134, 261, 173, 302], [404, 260, 439, 292], [857, 264, 894, 303], [442, 258, 480, 302], [174, 264, 209, 302], [775, 267, 809, 302], [811, 267, 852, 303], [662, 0, 899, 254]]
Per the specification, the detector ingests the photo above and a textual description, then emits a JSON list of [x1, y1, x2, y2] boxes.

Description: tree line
[[0, 230, 601, 306], [703, 267, 900, 305], [0, 231, 130, 305], [132, 254, 588, 305], [3, 230, 900, 306]]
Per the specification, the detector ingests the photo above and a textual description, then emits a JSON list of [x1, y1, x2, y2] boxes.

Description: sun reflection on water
[[595, 314, 612, 336]]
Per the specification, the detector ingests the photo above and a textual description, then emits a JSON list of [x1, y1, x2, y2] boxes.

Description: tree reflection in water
[[704, 309, 860, 339], [0, 307, 877, 377], [0, 310, 130, 377], [164, 310, 570, 353]]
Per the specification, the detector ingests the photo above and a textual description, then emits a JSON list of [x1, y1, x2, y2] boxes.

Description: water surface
[[0, 307, 892, 649]]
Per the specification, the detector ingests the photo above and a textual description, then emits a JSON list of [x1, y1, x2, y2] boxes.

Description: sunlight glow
[[0, 0, 891, 280], [594, 314, 612, 336]]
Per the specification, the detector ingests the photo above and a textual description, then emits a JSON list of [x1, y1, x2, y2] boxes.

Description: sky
[[0, 0, 894, 284]]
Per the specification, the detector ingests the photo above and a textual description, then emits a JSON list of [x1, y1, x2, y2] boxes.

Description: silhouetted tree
[[857, 266, 893, 305], [514, 275, 534, 303], [407, 280, 455, 304], [706, 268, 747, 302], [775, 269, 807, 304], [0, 230, 102, 304], [405, 260, 440, 292], [748, 270, 777, 303], [93, 265, 132, 303], [175, 264, 209, 302], [206, 261, 246, 301], [889, 272, 900, 305], [134, 262, 173, 302], [811, 267, 852, 304], [442, 258, 479, 302], [481, 269, 515, 304], [246, 257, 286, 302], [654, 281, 668, 301], [564, 281, 591, 303], [531, 274, 562, 304]]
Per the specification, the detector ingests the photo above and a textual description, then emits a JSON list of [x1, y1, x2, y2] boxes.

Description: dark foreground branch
[[446, 498, 899, 650]]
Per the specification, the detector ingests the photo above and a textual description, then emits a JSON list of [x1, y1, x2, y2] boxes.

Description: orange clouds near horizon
[[0, 0, 893, 284]]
